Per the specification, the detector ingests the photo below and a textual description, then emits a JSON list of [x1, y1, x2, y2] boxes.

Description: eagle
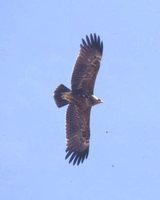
[[54, 33, 103, 165]]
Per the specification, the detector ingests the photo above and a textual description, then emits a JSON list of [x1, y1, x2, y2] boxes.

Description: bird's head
[[91, 95, 103, 106]]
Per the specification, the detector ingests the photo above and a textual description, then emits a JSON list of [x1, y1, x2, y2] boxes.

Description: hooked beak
[[98, 99, 103, 104]]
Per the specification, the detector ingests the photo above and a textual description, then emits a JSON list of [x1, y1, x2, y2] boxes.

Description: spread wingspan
[[65, 103, 91, 165], [54, 33, 103, 166], [71, 33, 103, 95]]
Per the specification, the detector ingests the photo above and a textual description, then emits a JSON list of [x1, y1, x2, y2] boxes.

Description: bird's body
[[62, 91, 101, 107], [54, 34, 103, 165]]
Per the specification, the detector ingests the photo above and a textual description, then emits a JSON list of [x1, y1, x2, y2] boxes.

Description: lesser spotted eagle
[[54, 33, 103, 165]]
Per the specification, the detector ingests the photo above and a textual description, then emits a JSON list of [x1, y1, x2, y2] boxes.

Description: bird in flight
[[54, 33, 103, 165]]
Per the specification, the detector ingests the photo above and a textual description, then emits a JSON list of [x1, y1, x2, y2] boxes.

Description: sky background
[[1, 0, 160, 199]]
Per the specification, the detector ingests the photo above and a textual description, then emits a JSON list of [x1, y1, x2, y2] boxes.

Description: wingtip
[[81, 33, 103, 55], [65, 148, 89, 166]]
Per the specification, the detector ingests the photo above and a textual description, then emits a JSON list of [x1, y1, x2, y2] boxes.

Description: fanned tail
[[54, 84, 70, 107]]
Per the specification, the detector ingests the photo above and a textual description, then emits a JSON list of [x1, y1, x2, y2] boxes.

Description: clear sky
[[1, 0, 160, 199]]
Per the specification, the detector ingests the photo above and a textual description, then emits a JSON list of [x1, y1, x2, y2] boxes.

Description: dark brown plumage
[[54, 33, 103, 165]]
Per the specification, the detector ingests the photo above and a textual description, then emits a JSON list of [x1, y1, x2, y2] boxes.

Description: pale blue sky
[[0, 0, 160, 199]]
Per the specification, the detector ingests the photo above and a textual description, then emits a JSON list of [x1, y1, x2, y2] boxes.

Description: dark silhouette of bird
[[54, 33, 103, 165]]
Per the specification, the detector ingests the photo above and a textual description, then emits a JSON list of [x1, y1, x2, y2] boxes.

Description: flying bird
[[54, 33, 103, 165]]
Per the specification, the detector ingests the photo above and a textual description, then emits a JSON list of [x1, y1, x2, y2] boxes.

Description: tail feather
[[54, 84, 70, 107]]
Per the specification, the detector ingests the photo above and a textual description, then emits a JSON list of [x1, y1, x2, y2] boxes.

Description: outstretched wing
[[65, 103, 91, 165], [71, 33, 103, 95]]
